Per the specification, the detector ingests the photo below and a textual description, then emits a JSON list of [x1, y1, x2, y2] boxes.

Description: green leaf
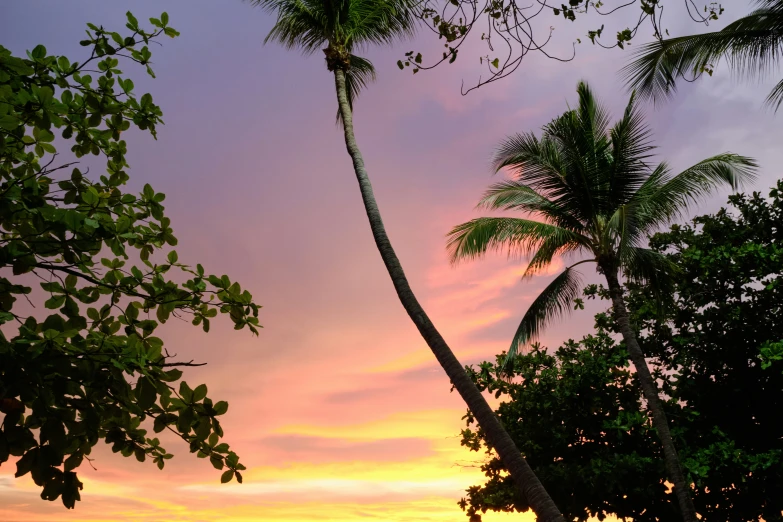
[[0, 115, 20, 131], [126, 11, 139, 28], [177, 408, 194, 433], [225, 452, 239, 468], [179, 382, 194, 403], [31, 45, 47, 60], [136, 377, 157, 410], [161, 369, 183, 382], [15, 449, 37, 478], [44, 295, 66, 309], [221, 469, 233, 483], [210, 454, 223, 470], [192, 384, 207, 403], [65, 275, 77, 289], [213, 401, 229, 415], [63, 453, 83, 472]]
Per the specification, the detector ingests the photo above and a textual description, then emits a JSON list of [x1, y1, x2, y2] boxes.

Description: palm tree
[[624, 0, 783, 110], [447, 81, 758, 522], [250, 0, 565, 519]]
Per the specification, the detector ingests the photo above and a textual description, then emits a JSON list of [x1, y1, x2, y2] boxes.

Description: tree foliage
[[0, 12, 260, 509], [457, 181, 783, 521]]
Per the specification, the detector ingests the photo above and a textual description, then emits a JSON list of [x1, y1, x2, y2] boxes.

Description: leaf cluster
[[459, 334, 675, 521], [0, 13, 257, 508]]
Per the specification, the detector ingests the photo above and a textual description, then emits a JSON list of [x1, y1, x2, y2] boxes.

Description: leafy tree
[[625, 0, 783, 110], [630, 180, 783, 520], [250, 0, 565, 520], [457, 181, 783, 521], [0, 12, 260, 509], [447, 81, 757, 521], [460, 334, 675, 521]]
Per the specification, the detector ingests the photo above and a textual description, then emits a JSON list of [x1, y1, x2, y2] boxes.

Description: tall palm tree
[[250, 0, 565, 519], [447, 82, 758, 522], [624, 0, 783, 110]]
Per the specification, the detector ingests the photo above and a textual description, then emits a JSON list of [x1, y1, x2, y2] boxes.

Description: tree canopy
[[457, 181, 783, 521], [0, 12, 260, 509]]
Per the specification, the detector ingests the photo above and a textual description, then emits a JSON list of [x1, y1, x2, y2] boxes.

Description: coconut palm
[[624, 0, 783, 110], [447, 81, 758, 522], [250, 0, 565, 519]]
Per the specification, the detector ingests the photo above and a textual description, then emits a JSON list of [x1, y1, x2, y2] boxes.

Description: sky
[[1, 1, 782, 521]]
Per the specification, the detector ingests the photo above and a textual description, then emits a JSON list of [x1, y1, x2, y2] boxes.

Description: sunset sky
[[2, 1, 782, 521]]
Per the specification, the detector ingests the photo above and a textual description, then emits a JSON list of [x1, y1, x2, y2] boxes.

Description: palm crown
[[253, 0, 418, 117], [624, 0, 783, 110], [448, 81, 757, 359]]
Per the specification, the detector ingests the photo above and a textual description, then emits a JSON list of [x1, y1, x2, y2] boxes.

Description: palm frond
[[721, 8, 783, 79], [344, 0, 419, 50], [629, 154, 758, 233], [540, 83, 613, 226], [492, 132, 594, 224], [446, 217, 588, 265], [504, 267, 584, 363], [624, 4, 783, 101], [476, 180, 587, 233], [255, 0, 330, 54], [252, 0, 419, 54], [522, 234, 584, 279], [336, 54, 376, 123], [576, 81, 612, 137], [766, 77, 783, 111], [608, 91, 655, 208], [605, 202, 638, 262]]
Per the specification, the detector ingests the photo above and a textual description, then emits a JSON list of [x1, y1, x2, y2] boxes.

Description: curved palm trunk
[[333, 68, 565, 522], [602, 268, 697, 522]]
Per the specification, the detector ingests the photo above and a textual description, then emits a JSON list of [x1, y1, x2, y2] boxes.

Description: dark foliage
[[459, 181, 783, 521]]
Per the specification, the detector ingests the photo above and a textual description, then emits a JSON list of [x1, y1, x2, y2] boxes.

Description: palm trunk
[[602, 267, 697, 522], [333, 68, 565, 522]]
